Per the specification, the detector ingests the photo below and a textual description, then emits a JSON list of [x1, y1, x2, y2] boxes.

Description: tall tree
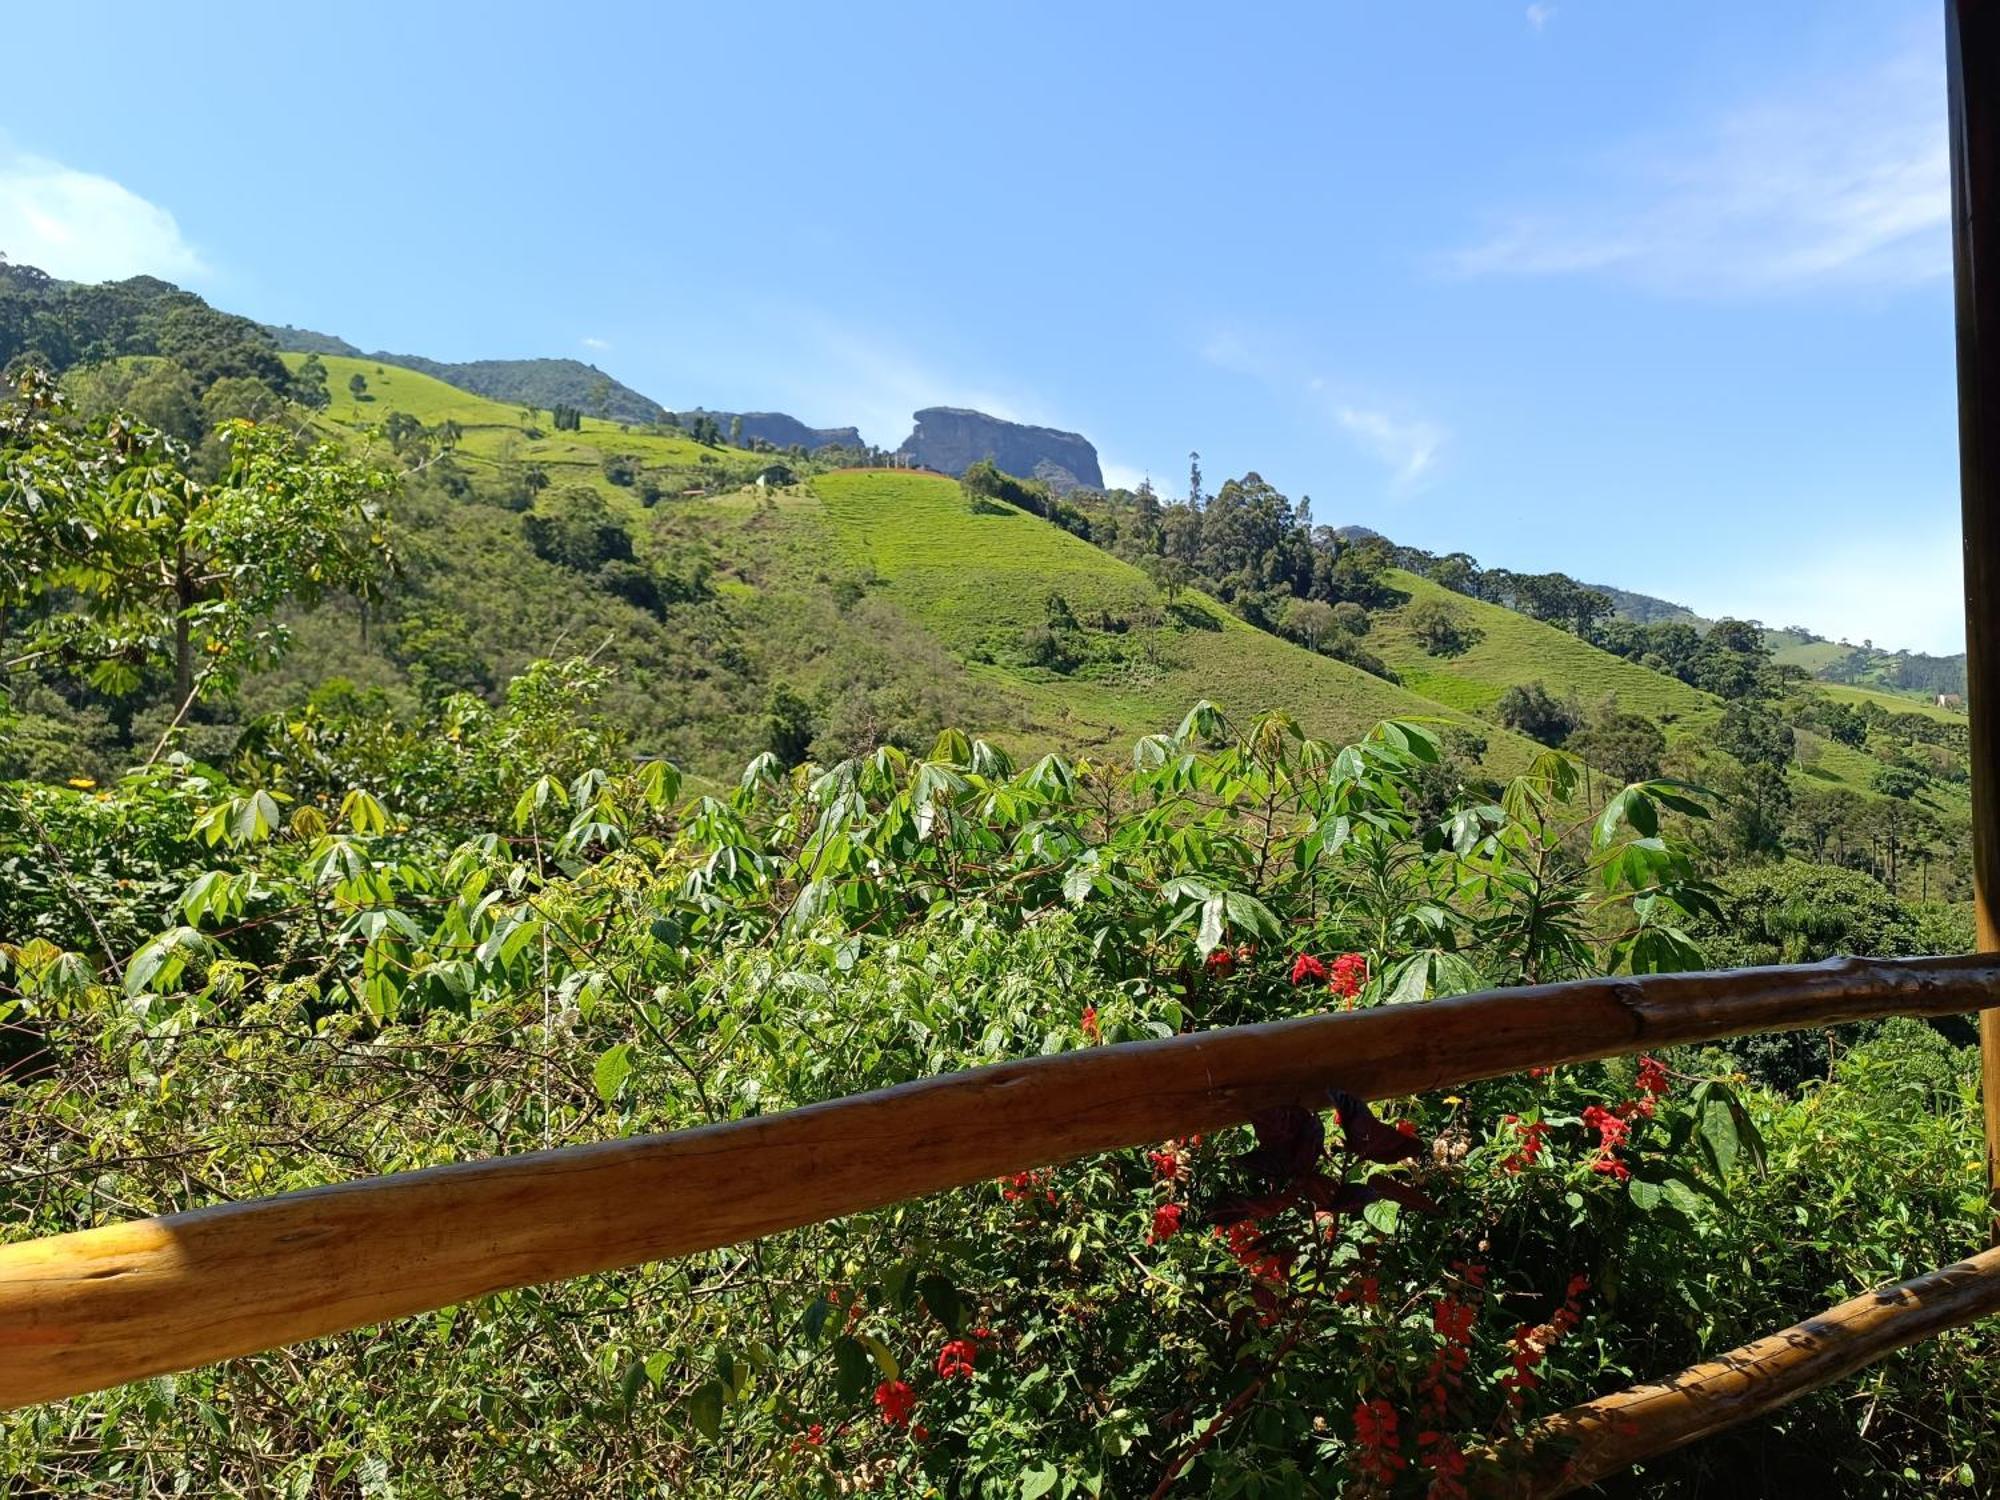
[[1, 373, 393, 740]]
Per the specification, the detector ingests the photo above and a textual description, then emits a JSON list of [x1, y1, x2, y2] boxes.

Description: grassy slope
[[289, 354, 762, 502], [1367, 569, 1916, 802], [1815, 682, 1965, 723], [276, 359, 1960, 805], [1372, 568, 1716, 725], [808, 472, 1543, 763]]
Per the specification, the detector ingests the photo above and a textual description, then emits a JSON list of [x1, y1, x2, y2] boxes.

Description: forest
[[1, 269, 1995, 1496]]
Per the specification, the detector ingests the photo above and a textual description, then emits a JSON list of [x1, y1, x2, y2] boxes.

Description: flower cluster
[[873, 1378, 916, 1428], [1079, 1004, 1100, 1043], [1148, 1202, 1184, 1244], [1502, 1274, 1590, 1407], [1289, 951, 1370, 1003], [935, 1337, 978, 1380], [1350, 1398, 1406, 1485], [1000, 1169, 1056, 1204], [1580, 1104, 1632, 1180], [1217, 1221, 1289, 1285], [1497, 1113, 1549, 1174], [1329, 952, 1368, 1000], [1636, 1053, 1670, 1098]]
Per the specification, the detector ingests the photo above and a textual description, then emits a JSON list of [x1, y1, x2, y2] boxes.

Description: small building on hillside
[[1938, 692, 1966, 711], [754, 463, 797, 489]]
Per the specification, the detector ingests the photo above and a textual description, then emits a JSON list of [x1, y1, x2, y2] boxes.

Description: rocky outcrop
[[681, 410, 865, 452], [896, 407, 1102, 492]]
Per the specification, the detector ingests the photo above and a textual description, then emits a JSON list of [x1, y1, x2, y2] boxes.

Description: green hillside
[[798, 472, 1543, 761], [291, 353, 763, 495], [1816, 682, 1965, 723], [1372, 567, 1717, 725], [1365, 568, 1930, 805]]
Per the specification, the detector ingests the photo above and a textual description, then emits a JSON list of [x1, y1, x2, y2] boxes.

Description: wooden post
[[1482, 1246, 2000, 1497], [1948, 0, 2000, 1213], [0, 954, 1996, 1411]]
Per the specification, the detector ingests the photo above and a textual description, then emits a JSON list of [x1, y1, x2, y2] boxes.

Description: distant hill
[[896, 406, 1103, 492], [680, 409, 865, 453], [1584, 582, 1702, 627], [264, 325, 667, 426]]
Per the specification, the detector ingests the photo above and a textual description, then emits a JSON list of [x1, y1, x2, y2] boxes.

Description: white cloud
[[1444, 30, 1948, 296], [0, 145, 205, 284], [765, 311, 1046, 449], [1099, 459, 1163, 494], [1671, 521, 1964, 655], [580, 336, 611, 352], [1336, 407, 1446, 488], [1525, 4, 1556, 32], [1200, 326, 1449, 492]]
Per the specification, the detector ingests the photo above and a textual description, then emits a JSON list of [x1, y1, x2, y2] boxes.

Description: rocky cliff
[[896, 407, 1102, 492]]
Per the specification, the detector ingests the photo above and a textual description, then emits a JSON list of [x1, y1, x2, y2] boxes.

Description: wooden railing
[[4, 952, 2000, 1497]]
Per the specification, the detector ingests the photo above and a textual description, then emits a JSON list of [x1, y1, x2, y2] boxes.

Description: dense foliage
[[1, 666, 1994, 1495], [3, 274, 1996, 1497]]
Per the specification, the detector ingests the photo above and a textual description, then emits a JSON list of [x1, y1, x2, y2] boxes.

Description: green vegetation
[[818, 469, 1533, 763], [4, 269, 1996, 1494], [3, 664, 1992, 1494]]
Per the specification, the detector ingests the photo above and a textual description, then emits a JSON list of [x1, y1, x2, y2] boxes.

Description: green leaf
[[686, 1379, 724, 1439], [855, 1332, 899, 1380], [1196, 895, 1226, 956], [593, 1043, 634, 1104], [918, 1273, 965, 1334], [1626, 1176, 1662, 1212], [339, 788, 389, 835], [1698, 1093, 1739, 1176], [832, 1336, 870, 1401], [1021, 1463, 1060, 1500]]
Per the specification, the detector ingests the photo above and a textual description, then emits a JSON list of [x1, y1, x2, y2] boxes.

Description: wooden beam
[[1484, 1245, 2000, 1497], [1949, 0, 2000, 1213], [0, 953, 1996, 1411]]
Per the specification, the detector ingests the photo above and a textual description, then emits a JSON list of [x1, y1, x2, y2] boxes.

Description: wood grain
[[2, 953, 1997, 1410], [1947, 0, 2000, 1218], [1484, 1246, 2000, 1497]]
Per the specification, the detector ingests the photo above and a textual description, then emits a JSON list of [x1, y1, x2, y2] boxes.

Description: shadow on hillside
[[1167, 600, 1223, 632], [969, 498, 1017, 517]]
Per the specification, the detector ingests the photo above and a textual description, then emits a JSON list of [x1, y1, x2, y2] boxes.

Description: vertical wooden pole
[[1947, 0, 2000, 1215]]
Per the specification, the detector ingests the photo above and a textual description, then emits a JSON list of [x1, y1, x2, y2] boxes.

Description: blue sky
[[0, 1, 1963, 650]]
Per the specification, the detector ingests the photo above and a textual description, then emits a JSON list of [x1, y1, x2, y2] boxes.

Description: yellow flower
[[1443, 1095, 1463, 1106], [66, 777, 96, 790]]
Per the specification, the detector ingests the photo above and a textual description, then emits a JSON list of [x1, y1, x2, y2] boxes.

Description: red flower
[[911, 1422, 930, 1442], [1498, 1114, 1549, 1174], [1220, 1220, 1288, 1284], [1146, 1144, 1186, 1180], [1290, 953, 1328, 986], [1329, 952, 1368, 998], [1206, 948, 1236, 975], [1352, 1398, 1407, 1483], [1432, 1296, 1477, 1345], [873, 1379, 916, 1428], [935, 1338, 977, 1380], [1580, 1104, 1629, 1145], [1636, 1054, 1670, 1098], [1148, 1202, 1184, 1245], [1080, 1005, 1100, 1042], [804, 1423, 824, 1446], [1336, 1274, 1381, 1307], [1001, 1169, 1056, 1204]]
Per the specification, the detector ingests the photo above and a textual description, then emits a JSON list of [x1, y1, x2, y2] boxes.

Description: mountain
[[896, 406, 1104, 492], [263, 325, 667, 426], [1585, 581, 1703, 627], [679, 409, 865, 452]]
